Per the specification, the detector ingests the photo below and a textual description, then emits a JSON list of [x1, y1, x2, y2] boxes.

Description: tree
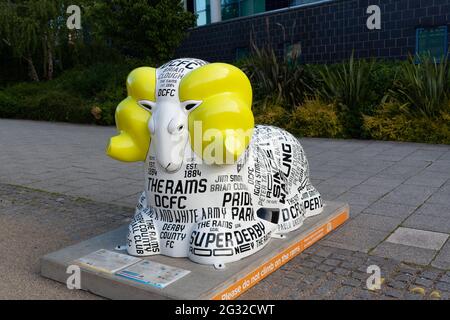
[[86, 0, 196, 64], [0, 0, 72, 81], [0, 0, 196, 82], [0, 1, 39, 81]]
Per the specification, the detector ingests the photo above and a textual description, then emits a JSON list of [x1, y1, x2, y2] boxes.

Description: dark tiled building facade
[[177, 0, 450, 63]]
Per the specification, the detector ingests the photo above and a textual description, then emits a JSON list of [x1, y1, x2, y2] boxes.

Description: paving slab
[[438, 152, 450, 160], [404, 171, 449, 188], [402, 149, 447, 161], [427, 189, 450, 205], [332, 170, 374, 180], [0, 183, 133, 299], [385, 227, 448, 250], [320, 177, 365, 188], [41, 202, 349, 300], [371, 242, 437, 266], [360, 177, 404, 189], [415, 203, 450, 218], [381, 185, 437, 207], [315, 184, 347, 200], [345, 205, 367, 218], [347, 184, 391, 197], [334, 192, 380, 208], [320, 224, 389, 253], [376, 164, 426, 180], [402, 214, 450, 234], [348, 214, 403, 233], [432, 241, 450, 270], [363, 200, 418, 219], [2, 119, 450, 299]]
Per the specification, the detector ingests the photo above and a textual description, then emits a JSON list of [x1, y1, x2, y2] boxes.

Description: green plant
[[319, 54, 374, 137], [87, 0, 196, 63], [253, 99, 346, 139], [0, 91, 20, 117], [288, 98, 346, 138], [387, 55, 449, 118], [0, 85, 93, 123], [0, 60, 142, 125], [0, 0, 63, 81], [55, 62, 134, 97], [367, 61, 401, 113], [90, 101, 116, 125], [253, 105, 291, 128], [241, 44, 315, 111], [363, 101, 450, 144], [24, 91, 91, 122]]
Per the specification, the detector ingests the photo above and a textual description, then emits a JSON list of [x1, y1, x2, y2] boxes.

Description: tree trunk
[[24, 55, 39, 82], [47, 43, 54, 80], [44, 34, 54, 81], [42, 36, 48, 80]]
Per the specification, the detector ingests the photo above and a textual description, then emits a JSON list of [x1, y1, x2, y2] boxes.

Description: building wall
[[176, 0, 450, 63]]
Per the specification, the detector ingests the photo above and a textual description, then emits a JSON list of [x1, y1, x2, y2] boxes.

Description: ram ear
[[138, 100, 157, 113], [180, 63, 254, 164], [181, 100, 203, 113], [106, 67, 156, 162]]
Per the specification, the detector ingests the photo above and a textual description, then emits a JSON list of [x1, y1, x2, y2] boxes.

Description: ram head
[[107, 60, 255, 171]]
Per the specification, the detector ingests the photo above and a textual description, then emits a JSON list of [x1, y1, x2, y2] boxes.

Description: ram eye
[[185, 103, 197, 111]]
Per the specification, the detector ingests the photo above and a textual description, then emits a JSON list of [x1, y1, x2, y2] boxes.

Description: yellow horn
[[106, 67, 156, 162], [179, 63, 254, 164]]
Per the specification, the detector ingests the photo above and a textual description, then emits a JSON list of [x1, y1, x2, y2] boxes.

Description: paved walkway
[[1, 119, 450, 299]]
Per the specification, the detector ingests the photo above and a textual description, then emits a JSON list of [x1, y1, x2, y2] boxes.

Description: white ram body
[[127, 125, 323, 266]]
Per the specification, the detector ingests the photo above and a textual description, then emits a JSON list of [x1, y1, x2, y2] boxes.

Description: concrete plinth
[[41, 201, 349, 300]]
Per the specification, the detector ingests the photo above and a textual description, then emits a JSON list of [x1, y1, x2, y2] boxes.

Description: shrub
[[367, 61, 401, 113], [254, 105, 291, 128], [241, 45, 316, 110], [254, 99, 346, 139], [23, 91, 92, 123], [0, 61, 137, 125], [90, 101, 117, 126], [363, 101, 450, 144], [0, 82, 94, 123], [55, 62, 133, 98], [43, 93, 90, 122], [87, 0, 196, 63], [0, 91, 20, 117], [387, 55, 450, 118], [288, 99, 346, 138], [319, 54, 375, 138]]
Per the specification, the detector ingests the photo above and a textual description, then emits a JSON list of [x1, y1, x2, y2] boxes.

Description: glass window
[[291, 0, 324, 6], [194, 0, 333, 26], [195, 0, 211, 26], [285, 42, 302, 64], [241, 0, 265, 16], [222, 0, 239, 20], [416, 26, 448, 62], [252, 0, 266, 14], [235, 46, 250, 60], [221, 0, 265, 21]]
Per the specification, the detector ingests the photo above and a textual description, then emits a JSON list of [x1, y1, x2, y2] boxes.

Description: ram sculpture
[[107, 58, 323, 268]]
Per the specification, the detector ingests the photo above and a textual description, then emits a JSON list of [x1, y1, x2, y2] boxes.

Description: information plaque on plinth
[[41, 201, 349, 300]]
